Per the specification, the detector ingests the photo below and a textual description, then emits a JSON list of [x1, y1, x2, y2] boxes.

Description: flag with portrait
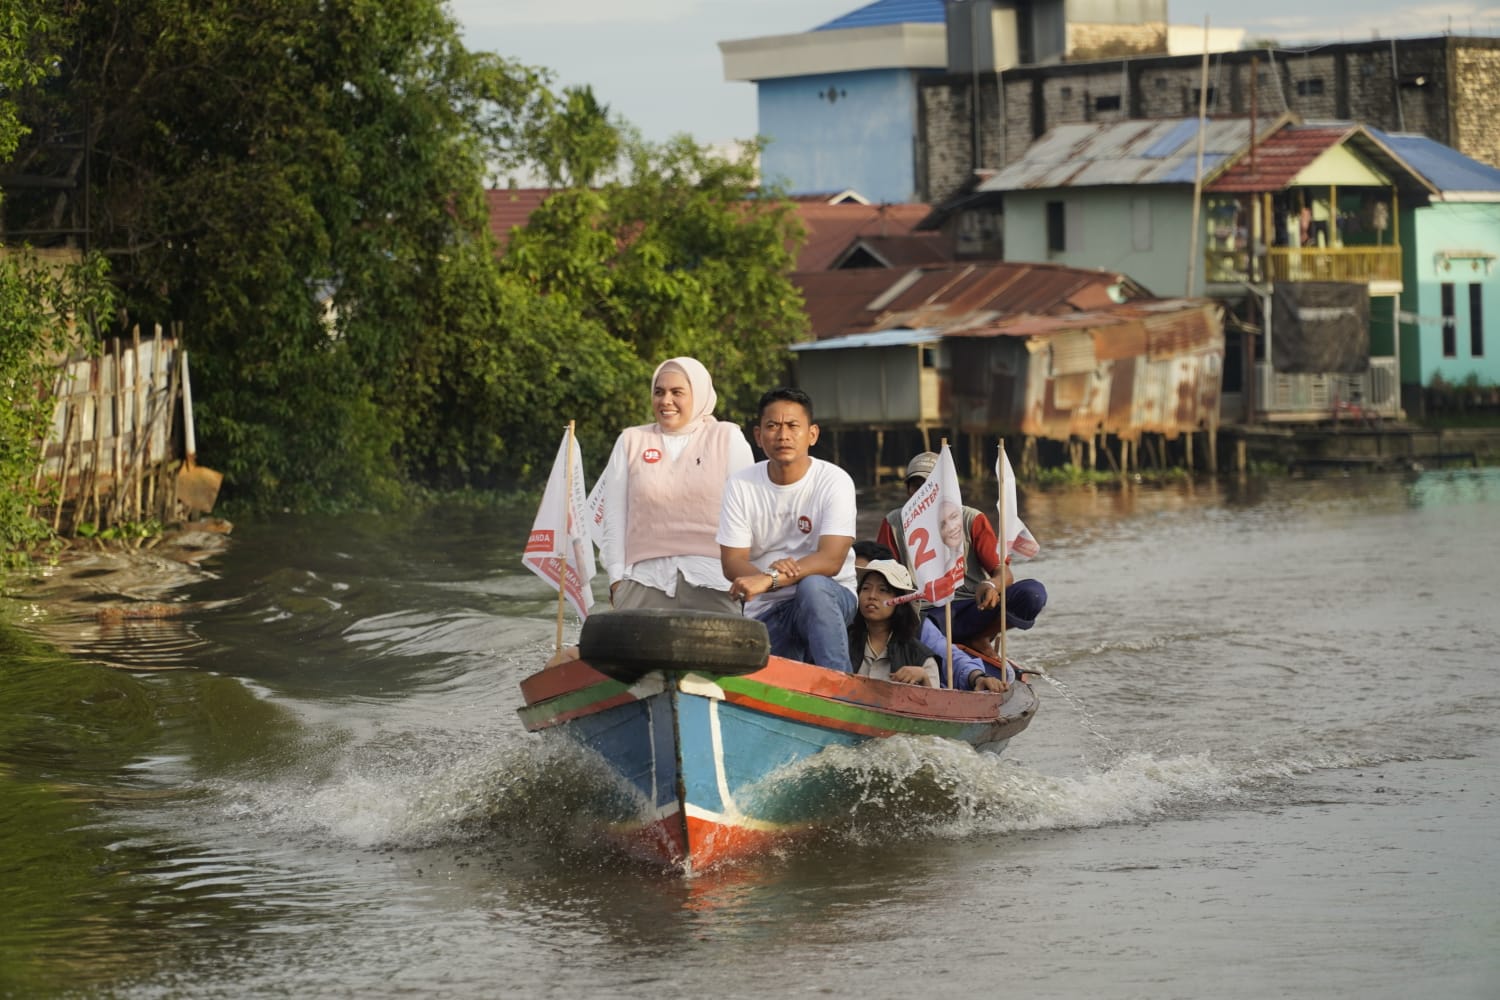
[[896, 443, 967, 605]]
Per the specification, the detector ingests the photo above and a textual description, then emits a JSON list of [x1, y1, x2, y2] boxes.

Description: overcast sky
[[448, 0, 1500, 148]]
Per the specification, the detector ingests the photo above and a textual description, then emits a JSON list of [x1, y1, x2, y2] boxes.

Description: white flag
[[896, 443, 966, 606], [996, 446, 1039, 561], [522, 430, 596, 619], [584, 471, 608, 550]]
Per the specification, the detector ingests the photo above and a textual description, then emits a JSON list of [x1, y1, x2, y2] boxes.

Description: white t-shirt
[[716, 458, 858, 613]]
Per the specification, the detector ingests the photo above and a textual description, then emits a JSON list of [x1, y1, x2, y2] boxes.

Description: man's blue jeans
[[755, 575, 857, 671]]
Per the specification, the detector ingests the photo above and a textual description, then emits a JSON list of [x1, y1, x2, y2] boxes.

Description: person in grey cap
[[875, 451, 1047, 652]]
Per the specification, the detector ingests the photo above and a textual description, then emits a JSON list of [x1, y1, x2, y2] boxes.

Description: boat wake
[[187, 721, 1452, 870]]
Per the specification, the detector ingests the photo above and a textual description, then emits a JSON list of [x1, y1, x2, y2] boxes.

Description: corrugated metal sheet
[[978, 117, 1285, 193], [794, 269, 904, 337], [1206, 125, 1352, 192], [814, 0, 944, 31], [946, 301, 1224, 442], [1368, 129, 1500, 194], [1092, 319, 1148, 361], [793, 262, 1134, 339], [790, 327, 942, 351], [1208, 123, 1438, 195], [1049, 331, 1096, 376]]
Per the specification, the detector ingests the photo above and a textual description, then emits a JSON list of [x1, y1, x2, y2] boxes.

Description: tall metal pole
[[1186, 17, 1211, 297]]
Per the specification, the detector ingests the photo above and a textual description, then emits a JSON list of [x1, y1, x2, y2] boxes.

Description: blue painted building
[[720, 0, 1185, 204], [720, 1, 948, 203], [1372, 130, 1500, 398]]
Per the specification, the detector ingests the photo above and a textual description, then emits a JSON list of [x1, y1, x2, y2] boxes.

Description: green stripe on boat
[[715, 676, 975, 736], [517, 677, 634, 725]]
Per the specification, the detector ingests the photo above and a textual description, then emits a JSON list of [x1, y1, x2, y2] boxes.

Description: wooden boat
[[516, 609, 1038, 874]]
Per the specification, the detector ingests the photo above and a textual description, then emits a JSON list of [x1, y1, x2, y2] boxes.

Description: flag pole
[[941, 437, 954, 690], [556, 420, 576, 655], [998, 438, 1009, 672]]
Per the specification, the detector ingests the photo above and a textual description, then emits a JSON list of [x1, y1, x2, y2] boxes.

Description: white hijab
[[651, 357, 718, 434]]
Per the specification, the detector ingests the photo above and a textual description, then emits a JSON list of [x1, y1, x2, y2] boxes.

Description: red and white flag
[[897, 444, 967, 606], [996, 446, 1039, 561], [584, 471, 608, 550], [522, 429, 596, 620]]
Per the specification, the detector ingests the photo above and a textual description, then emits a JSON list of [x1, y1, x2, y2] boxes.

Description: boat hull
[[518, 655, 1037, 873]]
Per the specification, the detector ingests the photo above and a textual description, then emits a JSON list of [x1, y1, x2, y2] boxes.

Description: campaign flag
[[584, 471, 608, 550], [996, 446, 1040, 561], [897, 443, 967, 606], [522, 429, 596, 620]]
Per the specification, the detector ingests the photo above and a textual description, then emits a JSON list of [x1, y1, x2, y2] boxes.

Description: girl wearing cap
[[847, 559, 941, 687], [596, 357, 754, 613]]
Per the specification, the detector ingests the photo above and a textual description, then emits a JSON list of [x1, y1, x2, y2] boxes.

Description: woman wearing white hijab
[[596, 357, 753, 612]]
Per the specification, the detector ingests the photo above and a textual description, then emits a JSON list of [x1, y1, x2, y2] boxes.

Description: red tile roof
[[793, 202, 934, 271], [482, 190, 940, 270], [484, 188, 557, 250], [833, 232, 955, 269]]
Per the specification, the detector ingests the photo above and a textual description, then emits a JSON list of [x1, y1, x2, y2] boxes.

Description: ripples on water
[[3, 472, 1499, 997]]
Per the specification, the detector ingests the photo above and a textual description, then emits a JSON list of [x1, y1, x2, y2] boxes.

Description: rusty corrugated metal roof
[[948, 298, 1218, 341], [794, 268, 905, 337], [1206, 125, 1353, 192], [792, 261, 1139, 338], [978, 117, 1289, 192]]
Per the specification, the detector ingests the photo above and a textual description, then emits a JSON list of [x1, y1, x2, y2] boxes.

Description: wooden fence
[[31, 325, 196, 533]]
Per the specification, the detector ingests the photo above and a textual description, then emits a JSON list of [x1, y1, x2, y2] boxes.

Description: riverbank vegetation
[[0, 0, 806, 559]]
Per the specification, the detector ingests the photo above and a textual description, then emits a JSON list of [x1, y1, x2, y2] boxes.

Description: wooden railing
[[1263, 246, 1402, 284], [1206, 246, 1402, 285]]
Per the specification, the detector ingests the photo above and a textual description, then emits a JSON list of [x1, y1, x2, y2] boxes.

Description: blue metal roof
[[814, 0, 945, 32], [789, 328, 942, 351], [1140, 119, 1202, 159], [1368, 129, 1500, 193]]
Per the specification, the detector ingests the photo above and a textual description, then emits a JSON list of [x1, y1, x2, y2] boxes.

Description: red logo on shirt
[[798, 516, 812, 534], [642, 448, 662, 464]]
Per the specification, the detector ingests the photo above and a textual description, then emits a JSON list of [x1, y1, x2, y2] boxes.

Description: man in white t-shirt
[[718, 387, 858, 670]]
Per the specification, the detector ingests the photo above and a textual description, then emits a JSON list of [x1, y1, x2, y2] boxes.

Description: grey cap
[[904, 451, 940, 482]]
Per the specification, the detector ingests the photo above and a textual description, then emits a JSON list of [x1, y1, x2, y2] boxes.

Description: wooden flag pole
[[555, 420, 576, 655], [998, 438, 1009, 671], [941, 436, 954, 689]]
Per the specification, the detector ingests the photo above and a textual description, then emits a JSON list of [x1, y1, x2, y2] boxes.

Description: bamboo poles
[[32, 330, 186, 536]]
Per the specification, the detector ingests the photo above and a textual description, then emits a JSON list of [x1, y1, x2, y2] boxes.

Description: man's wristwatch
[[768, 568, 780, 591]]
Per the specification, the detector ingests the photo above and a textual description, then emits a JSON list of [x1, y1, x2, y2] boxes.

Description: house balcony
[[1251, 357, 1402, 423], [1264, 246, 1402, 284], [1206, 246, 1402, 289]]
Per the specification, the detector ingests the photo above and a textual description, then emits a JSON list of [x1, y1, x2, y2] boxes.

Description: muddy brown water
[[2, 470, 1497, 998]]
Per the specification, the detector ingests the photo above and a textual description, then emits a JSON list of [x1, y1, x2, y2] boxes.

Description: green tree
[[4, 1, 808, 519], [1, 0, 112, 565], [5, 0, 550, 511], [527, 85, 621, 189], [502, 135, 807, 427]]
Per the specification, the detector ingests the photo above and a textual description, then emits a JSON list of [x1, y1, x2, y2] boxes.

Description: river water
[[2, 470, 1497, 999]]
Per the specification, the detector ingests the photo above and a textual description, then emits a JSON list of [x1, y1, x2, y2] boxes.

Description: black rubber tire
[[580, 609, 770, 684]]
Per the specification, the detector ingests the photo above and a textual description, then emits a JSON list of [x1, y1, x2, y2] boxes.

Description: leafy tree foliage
[[502, 132, 807, 428], [1, 1, 112, 564], [2, 0, 807, 527]]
